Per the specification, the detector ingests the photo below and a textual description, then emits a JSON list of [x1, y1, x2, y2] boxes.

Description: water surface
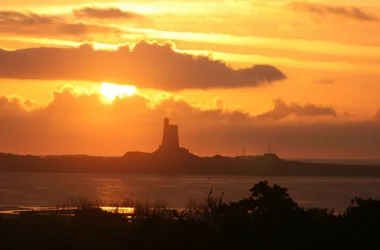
[[1, 173, 380, 212]]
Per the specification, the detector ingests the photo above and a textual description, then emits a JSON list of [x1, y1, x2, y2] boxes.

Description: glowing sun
[[100, 82, 137, 102]]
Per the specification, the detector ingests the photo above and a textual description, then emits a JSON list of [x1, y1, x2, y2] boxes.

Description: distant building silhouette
[[264, 143, 278, 158], [154, 117, 190, 156], [161, 117, 180, 149]]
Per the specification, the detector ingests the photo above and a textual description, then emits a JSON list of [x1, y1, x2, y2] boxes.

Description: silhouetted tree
[[239, 181, 303, 217], [236, 181, 311, 249], [3, 181, 380, 250], [344, 197, 380, 245], [345, 197, 380, 221]]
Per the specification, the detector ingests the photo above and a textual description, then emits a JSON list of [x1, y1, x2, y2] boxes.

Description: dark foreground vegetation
[[1, 181, 380, 250]]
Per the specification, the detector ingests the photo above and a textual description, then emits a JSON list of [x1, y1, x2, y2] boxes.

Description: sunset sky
[[0, 0, 379, 158]]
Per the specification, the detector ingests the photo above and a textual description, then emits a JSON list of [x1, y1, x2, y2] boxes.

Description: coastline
[[1, 152, 380, 177]]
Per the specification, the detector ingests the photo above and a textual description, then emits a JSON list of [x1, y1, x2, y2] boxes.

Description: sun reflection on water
[[99, 206, 135, 214]]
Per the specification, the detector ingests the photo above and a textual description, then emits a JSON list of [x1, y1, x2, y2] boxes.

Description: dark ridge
[[1, 118, 379, 176]]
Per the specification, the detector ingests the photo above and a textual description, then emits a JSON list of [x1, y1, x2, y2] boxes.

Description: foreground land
[[1, 152, 380, 177], [1, 181, 380, 250]]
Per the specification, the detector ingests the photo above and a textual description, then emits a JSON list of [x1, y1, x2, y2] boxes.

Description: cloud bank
[[0, 87, 378, 158], [257, 99, 336, 120], [0, 41, 286, 90]]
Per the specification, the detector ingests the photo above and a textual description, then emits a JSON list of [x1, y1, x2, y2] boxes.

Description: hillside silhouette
[[1, 118, 379, 176]]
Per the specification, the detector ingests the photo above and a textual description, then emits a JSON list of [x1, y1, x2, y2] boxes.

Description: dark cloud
[[0, 10, 123, 38], [0, 88, 378, 158], [73, 7, 143, 20], [256, 99, 336, 120], [289, 2, 379, 22], [0, 41, 286, 90]]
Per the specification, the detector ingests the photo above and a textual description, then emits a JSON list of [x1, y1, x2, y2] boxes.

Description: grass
[[1, 182, 379, 250]]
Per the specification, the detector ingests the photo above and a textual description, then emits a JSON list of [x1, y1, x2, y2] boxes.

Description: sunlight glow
[[100, 82, 137, 102], [93, 43, 120, 51]]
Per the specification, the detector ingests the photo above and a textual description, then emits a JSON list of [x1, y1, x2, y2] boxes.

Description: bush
[[1, 181, 380, 250]]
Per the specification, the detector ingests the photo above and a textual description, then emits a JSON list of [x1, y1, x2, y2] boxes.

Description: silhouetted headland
[[1, 118, 379, 176]]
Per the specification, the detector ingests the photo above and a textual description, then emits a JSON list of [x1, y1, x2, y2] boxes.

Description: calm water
[[1, 173, 380, 212]]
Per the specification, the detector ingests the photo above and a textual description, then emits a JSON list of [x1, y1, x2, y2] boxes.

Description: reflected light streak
[[100, 206, 135, 214]]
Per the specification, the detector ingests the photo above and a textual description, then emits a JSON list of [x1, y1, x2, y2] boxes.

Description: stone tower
[[161, 117, 180, 149]]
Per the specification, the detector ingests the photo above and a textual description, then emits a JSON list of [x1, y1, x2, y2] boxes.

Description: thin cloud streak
[[0, 10, 123, 38], [289, 2, 379, 22], [73, 7, 143, 20], [182, 49, 380, 73], [314, 76, 335, 85], [123, 27, 380, 59], [1, 8, 380, 60]]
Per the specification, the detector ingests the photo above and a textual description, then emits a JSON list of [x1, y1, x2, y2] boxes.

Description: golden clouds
[[0, 0, 379, 158], [1, 3, 380, 73], [0, 95, 38, 114], [0, 85, 378, 158]]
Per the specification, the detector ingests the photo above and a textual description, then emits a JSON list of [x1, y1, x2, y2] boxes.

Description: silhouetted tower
[[161, 117, 180, 149], [162, 117, 169, 144]]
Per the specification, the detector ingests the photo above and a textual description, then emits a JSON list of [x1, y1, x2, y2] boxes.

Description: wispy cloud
[[289, 2, 379, 22], [256, 99, 336, 120], [73, 7, 143, 20], [0, 10, 123, 38], [0, 10, 62, 24], [314, 76, 334, 85]]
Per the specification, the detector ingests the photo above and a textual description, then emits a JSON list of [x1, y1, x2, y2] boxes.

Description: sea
[[1, 170, 380, 213], [286, 158, 380, 166]]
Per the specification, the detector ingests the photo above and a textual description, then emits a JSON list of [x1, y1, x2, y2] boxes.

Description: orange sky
[[0, 0, 379, 158]]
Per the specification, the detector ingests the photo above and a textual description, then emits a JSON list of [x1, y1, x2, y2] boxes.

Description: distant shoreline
[[1, 152, 380, 177], [286, 158, 380, 166]]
